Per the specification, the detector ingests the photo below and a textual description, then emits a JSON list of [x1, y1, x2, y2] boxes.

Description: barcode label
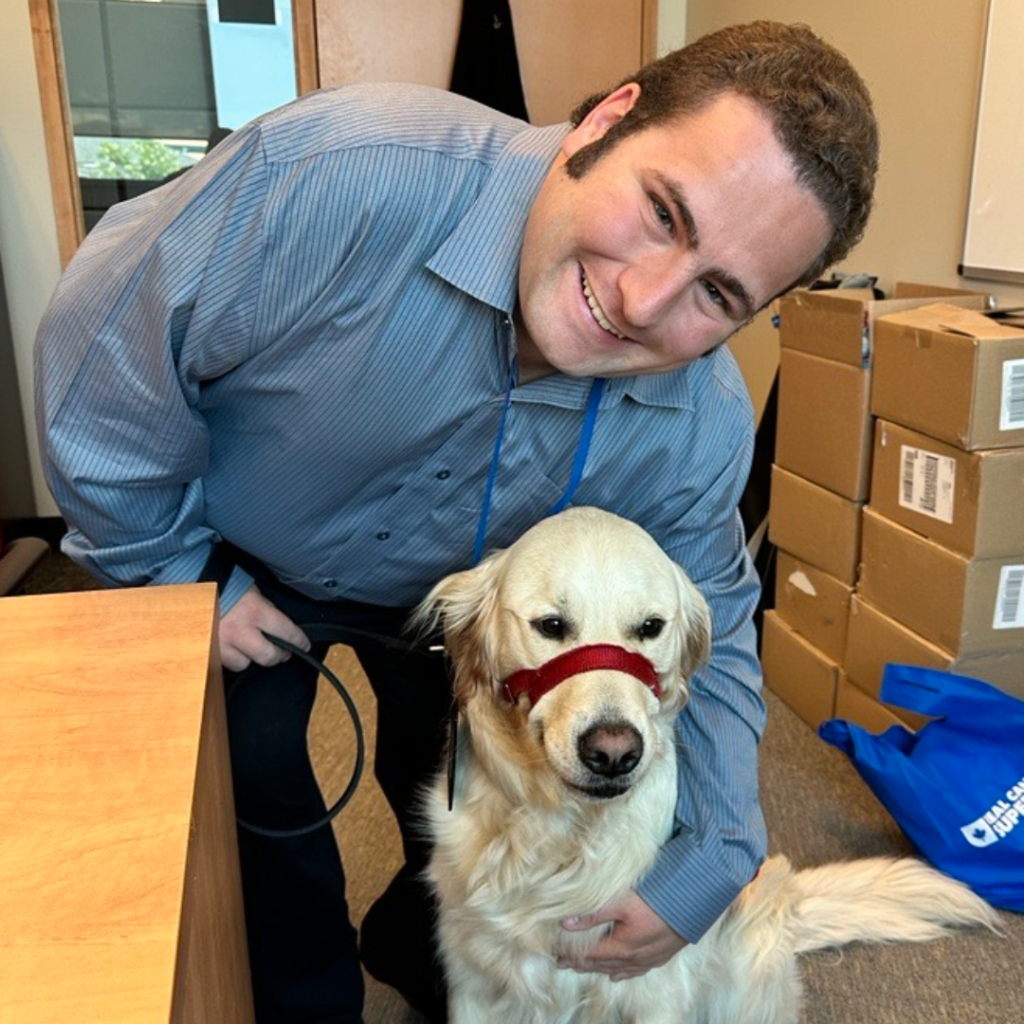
[[1001, 359, 1024, 431], [993, 565, 1024, 630], [898, 446, 955, 523]]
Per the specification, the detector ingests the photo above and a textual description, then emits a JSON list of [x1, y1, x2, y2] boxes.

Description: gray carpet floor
[[18, 551, 1024, 1022]]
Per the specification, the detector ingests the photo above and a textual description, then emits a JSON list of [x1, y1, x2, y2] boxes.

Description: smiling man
[[35, 21, 877, 1024], [517, 86, 834, 382]]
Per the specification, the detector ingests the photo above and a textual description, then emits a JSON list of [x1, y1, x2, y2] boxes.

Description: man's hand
[[558, 890, 687, 981], [219, 585, 311, 672]]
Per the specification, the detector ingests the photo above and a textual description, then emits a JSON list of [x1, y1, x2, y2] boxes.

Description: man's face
[[516, 86, 833, 383]]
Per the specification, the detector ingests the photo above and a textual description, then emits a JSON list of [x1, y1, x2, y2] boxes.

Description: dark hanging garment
[[740, 373, 779, 651], [449, 0, 530, 122]]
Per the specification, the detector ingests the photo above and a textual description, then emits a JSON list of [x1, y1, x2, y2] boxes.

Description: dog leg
[[449, 987, 492, 1024]]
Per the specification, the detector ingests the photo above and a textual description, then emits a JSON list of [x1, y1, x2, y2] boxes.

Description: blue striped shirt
[[35, 82, 767, 942]]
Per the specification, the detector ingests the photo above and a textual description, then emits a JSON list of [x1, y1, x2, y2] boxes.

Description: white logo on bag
[[961, 818, 999, 848], [961, 775, 1024, 847]]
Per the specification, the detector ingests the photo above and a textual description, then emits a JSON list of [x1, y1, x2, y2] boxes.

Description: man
[[35, 21, 877, 1024]]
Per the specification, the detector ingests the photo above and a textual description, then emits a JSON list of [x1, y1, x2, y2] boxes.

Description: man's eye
[[532, 617, 567, 639], [651, 196, 673, 232], [701, 279, 729, 311]]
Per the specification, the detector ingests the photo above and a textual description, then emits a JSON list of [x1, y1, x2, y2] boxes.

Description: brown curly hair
[[566, 21, 879, 292]]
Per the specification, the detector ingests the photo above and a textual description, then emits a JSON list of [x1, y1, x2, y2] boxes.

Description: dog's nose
[[578, 722, 644, 778]]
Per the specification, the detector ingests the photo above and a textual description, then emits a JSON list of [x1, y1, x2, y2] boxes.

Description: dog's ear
[[672, 563, 713, 680], [411, 550, 507, 700]]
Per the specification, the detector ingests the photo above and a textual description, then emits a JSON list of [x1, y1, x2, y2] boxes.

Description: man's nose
[[617, 253, 689, 328]]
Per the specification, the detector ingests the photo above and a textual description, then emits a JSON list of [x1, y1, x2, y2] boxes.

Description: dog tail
[[756, 855, 1003, 953]]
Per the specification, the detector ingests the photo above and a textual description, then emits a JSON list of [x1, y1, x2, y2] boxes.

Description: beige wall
[[2, 0, 1020, 514], [0, 1, 64, 517], [689, 0, 1024, 422]]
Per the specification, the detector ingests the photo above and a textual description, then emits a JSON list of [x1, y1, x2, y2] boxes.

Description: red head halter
[[501, 643, 662, 707]]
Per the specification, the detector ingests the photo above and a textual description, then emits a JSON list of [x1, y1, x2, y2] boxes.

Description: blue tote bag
[[819, 663, 1024, 911]]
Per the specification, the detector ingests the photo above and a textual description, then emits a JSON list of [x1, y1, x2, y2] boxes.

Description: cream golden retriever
[[415, 507, 998, 1024]]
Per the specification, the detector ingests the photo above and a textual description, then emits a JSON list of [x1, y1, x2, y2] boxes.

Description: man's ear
[[562, 82, 641, 158]]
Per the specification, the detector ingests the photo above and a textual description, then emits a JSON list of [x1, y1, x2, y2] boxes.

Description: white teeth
[[582, 272, 626, 339]]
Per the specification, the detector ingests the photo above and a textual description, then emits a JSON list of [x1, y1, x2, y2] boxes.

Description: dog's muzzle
[[501, 644, 662, 707]]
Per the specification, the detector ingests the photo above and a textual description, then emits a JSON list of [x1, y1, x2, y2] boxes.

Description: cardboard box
[[776, 348, 873, 500], [761, 611, 838, 729], [768, 466, 862, 584], [870, 419, 1024, 558], [845, 594, 1024, 704], [778, 287, 986, 367], [834, 675, 916, 733], [872, 304, 1024, 449], [892, 282, 991, 301], [773, 551, 853, 663], [858, 508, 1024, 656]]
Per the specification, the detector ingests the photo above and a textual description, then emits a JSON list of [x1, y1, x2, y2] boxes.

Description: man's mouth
[[581, 270, 627, 340]]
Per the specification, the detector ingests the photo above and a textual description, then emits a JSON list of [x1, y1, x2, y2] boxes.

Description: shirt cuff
[[636, 823, 764, 943], [151, 544, 255, 618]]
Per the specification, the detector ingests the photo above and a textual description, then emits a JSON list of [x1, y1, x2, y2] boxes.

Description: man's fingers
[[561, 912, 604, 932], [219, 586, 311, 670], [221, 647, 253, 674], [221, 631, 286, 672], [258, 607, 312, 654]]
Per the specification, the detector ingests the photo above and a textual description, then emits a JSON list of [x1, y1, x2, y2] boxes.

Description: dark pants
[[216, 550, 451, 1024]]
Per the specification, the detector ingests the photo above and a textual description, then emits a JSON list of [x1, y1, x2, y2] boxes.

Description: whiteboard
[[960, 0, 1024, 285]]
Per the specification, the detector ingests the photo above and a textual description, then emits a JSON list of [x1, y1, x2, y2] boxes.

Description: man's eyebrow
[[655, 172, 757, 321], [710, 267, 757, 322], [656, 173, 700, 250]]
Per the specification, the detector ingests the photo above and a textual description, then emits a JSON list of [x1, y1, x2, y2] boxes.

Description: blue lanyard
[[471, 362, 606, 565]]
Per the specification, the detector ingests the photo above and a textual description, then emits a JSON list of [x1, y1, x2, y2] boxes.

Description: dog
[[414, 507, 1000, 1024]]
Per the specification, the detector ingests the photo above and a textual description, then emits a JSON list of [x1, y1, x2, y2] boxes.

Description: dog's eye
[[637, 617, 665, 639], [532, 616, 567, 640]]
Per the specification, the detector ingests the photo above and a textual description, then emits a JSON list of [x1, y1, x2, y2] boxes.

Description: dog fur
[[415, 507, 999, 1024]]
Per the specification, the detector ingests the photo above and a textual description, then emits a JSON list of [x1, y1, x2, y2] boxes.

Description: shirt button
[[436, 470, 451, 480], [324, 579, 337, 589], [376, 531, 390, 541]]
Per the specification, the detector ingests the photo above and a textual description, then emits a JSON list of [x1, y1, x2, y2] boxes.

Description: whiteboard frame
[[960, 0, 1024, 286]]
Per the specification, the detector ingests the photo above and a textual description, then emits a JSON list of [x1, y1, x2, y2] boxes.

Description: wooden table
[[0, 584, 254, 1024]]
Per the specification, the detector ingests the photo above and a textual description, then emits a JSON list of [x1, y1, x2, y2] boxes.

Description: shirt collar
[[427, 122, 568, 313], [512, 366, 694, 412]]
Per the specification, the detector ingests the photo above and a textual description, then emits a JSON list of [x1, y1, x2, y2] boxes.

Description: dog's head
[[415, 507, 711, 803]]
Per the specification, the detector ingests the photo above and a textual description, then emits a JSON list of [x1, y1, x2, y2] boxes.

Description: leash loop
[[230, 624, 441, 839]]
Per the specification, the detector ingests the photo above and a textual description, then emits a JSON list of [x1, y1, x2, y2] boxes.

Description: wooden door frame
[[28, 0, 320, 268], [28, 0, 82, 268]]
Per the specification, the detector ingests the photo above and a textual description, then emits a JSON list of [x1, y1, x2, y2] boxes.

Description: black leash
[[225, 622, 443, 839], [202, 545, 446, 838]]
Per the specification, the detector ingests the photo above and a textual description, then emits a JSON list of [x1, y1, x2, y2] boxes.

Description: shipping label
[[993, 564, 1024, 630], [899, 445, 955, 524], [1001, 359, 1024, 431]]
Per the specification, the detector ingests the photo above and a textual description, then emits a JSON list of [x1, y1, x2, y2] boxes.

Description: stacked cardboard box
[[763, 287, 992, 731], [853, 303, 1024, 713]]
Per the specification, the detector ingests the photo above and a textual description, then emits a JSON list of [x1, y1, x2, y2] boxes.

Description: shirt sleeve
[[34, 124, 271, 610], [635, 409, 768, 943]]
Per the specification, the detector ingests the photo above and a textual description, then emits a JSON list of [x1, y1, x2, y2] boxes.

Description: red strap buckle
[[501, 644, 661, 707]]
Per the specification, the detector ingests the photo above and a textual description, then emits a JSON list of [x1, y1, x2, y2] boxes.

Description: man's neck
[[513, 307, 556, 384]]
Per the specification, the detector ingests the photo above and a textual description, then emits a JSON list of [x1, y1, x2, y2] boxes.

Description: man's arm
[[35, 125, 270, 613], [560, 525, 765, 972], [562, 373, 766, 969], [636, 529, 766, 940]]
